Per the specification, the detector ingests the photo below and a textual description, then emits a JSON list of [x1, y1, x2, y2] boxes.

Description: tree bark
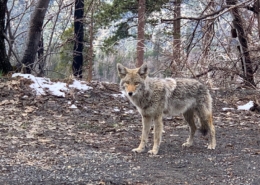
[[0, 0, 12, 74], [87, 7, 94, 82], [21, 0, 50, 74], [172, 0, 181, 74], [136, 0, 145, 68], [257, 0, 260, 39], [73, 0, 84, 79], [226, 0, 256, 87]]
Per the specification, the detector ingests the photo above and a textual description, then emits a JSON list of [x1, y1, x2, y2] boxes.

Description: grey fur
[[117, 63, 216, 155]]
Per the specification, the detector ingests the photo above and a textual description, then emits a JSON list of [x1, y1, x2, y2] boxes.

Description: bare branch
[[161, 0, 254, 22]]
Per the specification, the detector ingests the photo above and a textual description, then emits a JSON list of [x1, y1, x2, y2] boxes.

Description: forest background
[[0, 0, 260, 89]]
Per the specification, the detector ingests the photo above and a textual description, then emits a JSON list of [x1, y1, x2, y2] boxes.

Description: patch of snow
[[68, 80, 93, 91], [12, 73, 93, 97], [222, 107, 235, 111], [125, 110, 134, 114], [12, 73, 67, 97], [237, 101, 254, 111], [113, 107, 120, 112], [69, 104, 77, 109], [112, 92, 125, 98]]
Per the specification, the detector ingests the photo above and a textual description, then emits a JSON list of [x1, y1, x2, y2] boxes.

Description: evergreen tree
[[96, 0, 170, 54]]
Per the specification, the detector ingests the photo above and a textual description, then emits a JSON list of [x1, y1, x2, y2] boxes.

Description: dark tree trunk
[[226, 0, 256, 87], [136, 0, 145, 68], [73, 0, 84, 79], [0, 0, 12, 74], [21, 0, 50, 74]]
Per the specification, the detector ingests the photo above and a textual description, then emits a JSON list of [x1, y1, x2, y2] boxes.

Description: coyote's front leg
[[148, 115, 163, 155], [132, 116, 152, 153]]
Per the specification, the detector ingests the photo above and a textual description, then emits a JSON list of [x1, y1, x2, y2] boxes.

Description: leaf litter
[[0, 76, 260, 184]]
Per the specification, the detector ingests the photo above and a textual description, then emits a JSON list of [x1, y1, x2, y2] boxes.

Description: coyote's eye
[[124, 81, 129, 85], [134, 82, 140, 86]]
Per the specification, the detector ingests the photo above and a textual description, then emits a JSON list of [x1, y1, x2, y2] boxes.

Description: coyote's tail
[[199, 113, 212, 136], [199, 125, 209, 136]]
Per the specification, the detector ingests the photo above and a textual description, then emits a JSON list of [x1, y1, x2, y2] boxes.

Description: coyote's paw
[[148, 149, 158, 155], [207, 144, 216, 150], [132, 147, 145, 153], [182, 142, 193, 148]]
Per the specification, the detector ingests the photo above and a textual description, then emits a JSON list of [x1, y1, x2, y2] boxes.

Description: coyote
[[117, 63, 216, 155]]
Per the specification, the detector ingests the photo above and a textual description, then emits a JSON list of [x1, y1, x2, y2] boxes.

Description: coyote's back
[[117, 63, 216, 155]]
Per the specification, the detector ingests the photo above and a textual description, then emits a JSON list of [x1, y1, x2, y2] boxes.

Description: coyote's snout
[[125, 84, 136, 96], [117, 63, 216, 155]]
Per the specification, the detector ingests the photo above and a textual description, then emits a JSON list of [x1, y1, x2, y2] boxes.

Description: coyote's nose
[[128, 92, 133, 96]]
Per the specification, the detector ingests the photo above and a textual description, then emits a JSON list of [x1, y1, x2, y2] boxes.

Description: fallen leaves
[[242, 148, 260, 155], [24, 106, 37, 113], [0, 99, 18, 106], [0, 77, 260, 184]]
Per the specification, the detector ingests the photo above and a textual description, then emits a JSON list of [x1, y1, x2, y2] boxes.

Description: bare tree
[[172, 0, 181, 74], [21, 0, 51, 74], [136, 0, 146, 67], [87, 5, 94, 82], [5, 0, 35, 67], [201, 1, 215, 87], [227, 0, 256, 87], [43, 0, 66, 76], [0, 0, 12, 74]]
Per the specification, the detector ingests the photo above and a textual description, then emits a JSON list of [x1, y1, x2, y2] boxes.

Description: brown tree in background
[[0, 0, 12, 74], [136, 0, 146, 68], [226, 0, 256, 87], [21, 0, 51, 74], [87, 5, 94, 82], [73, 0, 84, 79], [172, 0, 181, 74]]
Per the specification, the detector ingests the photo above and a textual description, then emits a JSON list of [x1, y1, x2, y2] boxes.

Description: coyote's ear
[[117, 63, 127, 79], [138, 63, 148, 79]]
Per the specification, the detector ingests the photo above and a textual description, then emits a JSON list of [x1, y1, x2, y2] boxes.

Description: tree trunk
[[0, 0, 12, 74], [172, 0, 181, 74], [136, 0, 145, 68], [226, 0, 256, 87], [257, 0, 260, 39], [73, 0, 84, 79], [87, 7, 94, 82], [21, 0, 50, 74]]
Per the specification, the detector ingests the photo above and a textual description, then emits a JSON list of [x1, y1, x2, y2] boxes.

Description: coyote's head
[[117, 63, 148, 97]]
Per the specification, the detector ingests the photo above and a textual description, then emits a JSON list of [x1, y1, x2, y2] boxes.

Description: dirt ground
[[0, 77, 260, 185]]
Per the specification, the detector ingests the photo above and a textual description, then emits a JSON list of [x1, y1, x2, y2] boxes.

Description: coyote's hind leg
[[182, 109, 197, 148], [197, 109, 216, 150], [206, 113, 216, 149]]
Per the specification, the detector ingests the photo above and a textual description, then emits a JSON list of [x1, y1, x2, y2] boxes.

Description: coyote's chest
[[128, 84, 169, 117]]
